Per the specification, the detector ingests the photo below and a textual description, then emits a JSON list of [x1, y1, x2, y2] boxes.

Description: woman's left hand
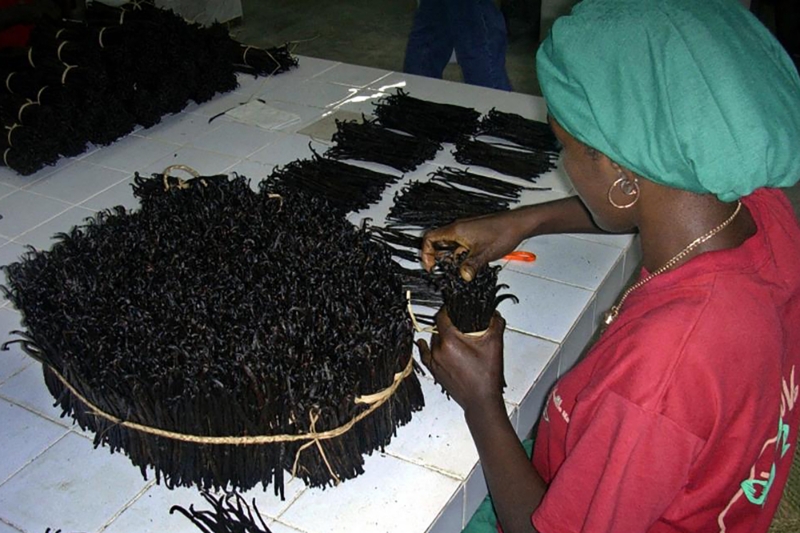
[[416, 310, 506, 413]]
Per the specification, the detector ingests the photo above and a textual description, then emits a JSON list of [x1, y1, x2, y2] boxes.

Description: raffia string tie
[[6, 123, 20, 147], [5, 72, 15, 93], [98, 27, 108, 48], [3, 148, 10, 167], [27, 48, 35, 69], [44, 354, 415, 483], [56, 28, 67, 39], [36, 86, 48, 104], [242, 45, 254, 67], [290, 410, 341, 485], [57, 41, 70, 64], [406, 290, 437, 334], [61, 65, 76, 85], [18, 101, 37, 124]]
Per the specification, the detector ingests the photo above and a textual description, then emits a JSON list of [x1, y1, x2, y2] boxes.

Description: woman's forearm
[[509, 195, 607, 238], [465, 399, 547, 533]]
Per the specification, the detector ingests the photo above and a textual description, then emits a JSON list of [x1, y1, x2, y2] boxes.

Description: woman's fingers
[[416, 339, 432, 370]]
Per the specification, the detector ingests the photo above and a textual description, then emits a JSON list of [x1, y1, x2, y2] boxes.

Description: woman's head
[[536, 0, 800, 203], [549, 116, 643, 232]]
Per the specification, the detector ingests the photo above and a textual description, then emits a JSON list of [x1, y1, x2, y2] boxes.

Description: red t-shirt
[[532, 188, 800, 533]]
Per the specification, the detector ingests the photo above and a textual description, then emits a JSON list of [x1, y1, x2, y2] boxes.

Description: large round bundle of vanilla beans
[[0, 1, 297, 175], [1, 172, 423, 497]]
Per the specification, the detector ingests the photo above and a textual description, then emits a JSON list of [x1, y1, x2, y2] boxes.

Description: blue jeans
[[403, 0, 513, 91]]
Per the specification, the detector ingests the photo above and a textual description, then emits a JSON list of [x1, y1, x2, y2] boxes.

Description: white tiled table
[[0, 56, 641, 533]]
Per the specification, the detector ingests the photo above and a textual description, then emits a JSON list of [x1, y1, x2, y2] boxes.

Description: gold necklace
[[602, 200, 743, 327]]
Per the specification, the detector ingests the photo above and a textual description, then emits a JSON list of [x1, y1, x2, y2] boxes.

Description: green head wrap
[[536, 0, 800, 201]]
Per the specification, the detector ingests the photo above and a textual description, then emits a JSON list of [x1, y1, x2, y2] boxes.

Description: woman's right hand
[[420, 210, 528, 281], [420, 196, 605, 281]]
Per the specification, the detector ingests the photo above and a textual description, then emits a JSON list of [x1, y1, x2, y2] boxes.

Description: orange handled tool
[[503, 251, 537, 262]]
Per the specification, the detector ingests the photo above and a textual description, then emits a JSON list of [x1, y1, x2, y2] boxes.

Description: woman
[[417, 0, 800, 532]]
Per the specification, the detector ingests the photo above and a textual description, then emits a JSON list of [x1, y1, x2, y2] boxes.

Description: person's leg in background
[[446, 0, 512, 90], [403, 0, 455, 79]]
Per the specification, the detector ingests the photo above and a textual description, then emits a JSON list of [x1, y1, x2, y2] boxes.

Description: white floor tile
[[139, 114, 223, 146], [238, 474, 307, 521], [83, 137, 182, 174], [0, 309, 33, 385], [517, 355, 560, 439], [503, 330, 560, 406], [558, 298, 598, 376], [0, 184, 17, 202], [101, 485, 212, 533], [0, 399, 69, 484], [259, 81, 357, 110], [0, 521, 21, 533], [499, 269, 593, 343], [426, 487, 465, 533], [14, 207, 97, 250], [507, 234, 625, 291], [0, 362, 69, 427], [266, 521, 305, 533], [23, 162, 130, 205], [143, 147, 241, 178], [256, 101, 326, 133], [224, 160, 276, 191], [464, 463, 488, 525], [0, 242, 29, 306], [0, 433, 150, 533], [288, 56, 340, 81], [0, 158, 77, 189], [278, 453, 460, 533], [189, 91, 261, 119], [189, 121, 285, 159], [0, 192, 70, 240], [79, 176, 139, 212], [384, 376, 477, 479], [310, 63, 391, 89], [248, 134, 327, 167]]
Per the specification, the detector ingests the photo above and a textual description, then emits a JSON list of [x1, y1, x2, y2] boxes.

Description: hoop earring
[[607, 177, 640, 209]]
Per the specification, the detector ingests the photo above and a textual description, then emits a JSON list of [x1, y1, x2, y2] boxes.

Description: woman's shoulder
[[583, 272, 789, 414]]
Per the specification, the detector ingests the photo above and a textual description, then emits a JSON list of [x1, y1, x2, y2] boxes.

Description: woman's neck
[[636, 190, 756, 273]]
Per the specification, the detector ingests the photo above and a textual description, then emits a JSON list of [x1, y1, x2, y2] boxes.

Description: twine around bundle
[[45, 353, 415, 484]]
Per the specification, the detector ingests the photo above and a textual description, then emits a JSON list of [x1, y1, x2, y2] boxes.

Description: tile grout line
[[96, 479, 156, 533], [0, 430, 70, 490]]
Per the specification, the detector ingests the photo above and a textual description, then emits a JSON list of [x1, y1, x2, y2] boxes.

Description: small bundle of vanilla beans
[[171, 491, 273, 533], [2, 172, 423, 497], [433, 253, 518, 335], [386, 179, 513, 230], [453, 138, 559, 182], [478, 109, 560, 152], [326, 117, 441, 172], [429, 167, 551, 199], [372, 89, 480, 143], [267, 150, 401, 213]]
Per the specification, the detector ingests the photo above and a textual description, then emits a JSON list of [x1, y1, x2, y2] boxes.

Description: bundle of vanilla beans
[[325, 117, 440, 172], [0, 0, 297, 175], [171, 491, 273, 533], [453, 138, 559, 182], [386, 178, 513, 230], [478, 108, 560, 152], [433, 255, 517, 334], [2, 172, 423, 497], [373, 89, 480, 142], [267, 150, 401, 213]]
